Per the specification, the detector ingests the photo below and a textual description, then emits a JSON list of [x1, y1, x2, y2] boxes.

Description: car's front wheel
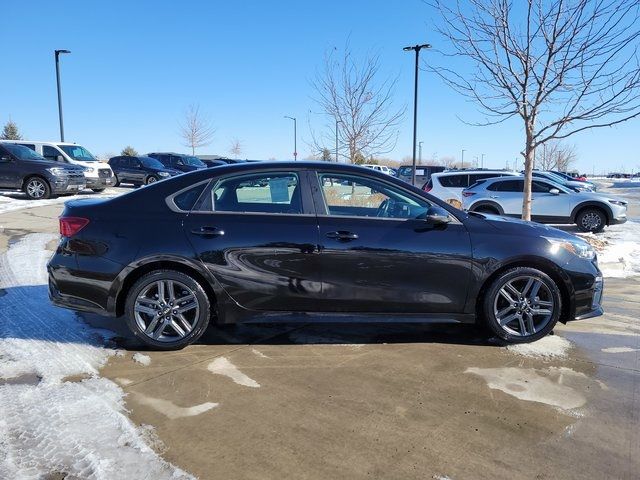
[[576, 207, 606, 233], [124, 270, 211, 350], [482, 267, 561, 343], [92, 188, 105, 193], [24, 176, 51, 200], [145, 175, 158, 185]]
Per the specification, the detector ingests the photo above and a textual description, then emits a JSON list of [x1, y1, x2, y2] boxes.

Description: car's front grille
[[98, 168, 112, 178]]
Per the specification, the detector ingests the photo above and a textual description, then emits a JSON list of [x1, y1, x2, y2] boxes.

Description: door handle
[[326, 231, 359, 241], [490, 195, 499, 199], [190, 226, 225, 237]]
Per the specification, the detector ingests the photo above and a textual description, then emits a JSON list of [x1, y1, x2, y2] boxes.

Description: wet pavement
[[0, 185, 638, 480]]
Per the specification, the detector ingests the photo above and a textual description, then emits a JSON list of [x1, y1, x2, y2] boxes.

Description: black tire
[[145, 175, 159, 185], [92, 188, 106, 193], [23, 176, 51, 200], [113, 175, 121, 187], [576, 207, 606, 233], [482, 267, 562, 344], [124, 270, 211, 350]]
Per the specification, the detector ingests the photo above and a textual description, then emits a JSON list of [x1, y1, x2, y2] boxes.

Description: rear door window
[[490, 180, 524, 192]]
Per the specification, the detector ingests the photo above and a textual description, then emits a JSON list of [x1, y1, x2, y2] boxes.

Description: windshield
[[2, 144, 49, 162], [59, 145, 99, 162], [183, 156, 205, 167], [140, 157, 166, 169]]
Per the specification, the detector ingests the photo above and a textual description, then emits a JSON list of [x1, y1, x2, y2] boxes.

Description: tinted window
[[43, 145, 62, 161], [438, 174, 469, 188], [173, 182, 208, 211], [16, 143, 36, 151], [489, 180, 524, 192], [319, 173, 431, 219], [2, 144, 48, 162], [532, 180, 553, 193], [140, 157, 165, 169], [469, 173, 506, 184], [203, 173, 301, 214]]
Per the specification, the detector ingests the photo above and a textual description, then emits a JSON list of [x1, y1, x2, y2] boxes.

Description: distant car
[[147, 153, 207, 173], [108, 156, 181, 186], [200, 158, 228, 168], [462, 176, 627, 232], [607, 172, 631, 179], [425, 170, 519, 206], [0, 143, 86, 199], [397, 165, 445, 185], [553, 171, 588, 182], [0, 140, 115, 192], [531, 171, 595, 192], [361, 164, 393, 175]]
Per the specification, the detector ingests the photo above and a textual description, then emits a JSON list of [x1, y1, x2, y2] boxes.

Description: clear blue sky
[[1, 0, 637, 173]]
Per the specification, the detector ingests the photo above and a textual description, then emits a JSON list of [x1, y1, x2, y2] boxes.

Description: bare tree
[[311, 46, 405, 162], [431, 0, 640, 219], [179, 104, 215, 155], [536, 141, 576, 171], [229, 138, 243, 159]]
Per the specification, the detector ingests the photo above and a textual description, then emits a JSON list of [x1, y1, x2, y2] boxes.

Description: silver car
[[461, 176, 627, 232]]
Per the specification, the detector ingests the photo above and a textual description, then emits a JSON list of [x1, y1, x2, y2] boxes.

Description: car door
[[311, 171, 473, 314], [531, 180, 571, 220], [129, 158, 146, 183], [0, 146, 18, 188], [488, 179, 524, 215], [181, 169, 323, 311]]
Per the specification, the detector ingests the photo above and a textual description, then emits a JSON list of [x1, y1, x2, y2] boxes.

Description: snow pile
[[592, 219, 640, 278], [132, 352, 152, 366], [506, 335, 572, 359], [0, 233, 193, 479], [0, 190, 119, 215]]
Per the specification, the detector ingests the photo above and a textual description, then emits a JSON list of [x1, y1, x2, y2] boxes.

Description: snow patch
[[134, 393, 218, 419], [207, 357, 260, 388], [506, 335, 572, 359], [0, 233, 193, 478], [251, 348, 270, 359], [0, 190, 118, 215], [132, 352, 151, 366], [601, 346, 638, 353], [579, 219, 640, 278]]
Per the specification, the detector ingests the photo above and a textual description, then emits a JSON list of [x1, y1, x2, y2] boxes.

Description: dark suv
[[108, 155, 181, 186], [0, 143, 86, 199], [147, 152, 207, 173]]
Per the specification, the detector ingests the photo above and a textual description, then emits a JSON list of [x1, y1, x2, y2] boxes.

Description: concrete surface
[[0, 185, 638, 480]]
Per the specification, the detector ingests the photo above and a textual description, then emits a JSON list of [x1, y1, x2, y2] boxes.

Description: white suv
[[0, 140, 115, 192], [424, 170, 518, 207], [361, 164, 393, 175]]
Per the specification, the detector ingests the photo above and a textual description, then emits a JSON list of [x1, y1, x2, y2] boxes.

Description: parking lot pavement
[[0, 189, 638, 479]]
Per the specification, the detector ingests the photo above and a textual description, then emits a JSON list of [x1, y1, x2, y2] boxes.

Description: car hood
[[573, 190, 624, 202], [23, 159, 85, 173], [471, 212, 578, 241]]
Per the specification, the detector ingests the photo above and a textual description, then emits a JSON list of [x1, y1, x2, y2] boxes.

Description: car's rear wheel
[[92, 188, 105, 193], [146, 175, 158, 185], [24, 176, 51, 200], [576, 207, 606, 233], [482, 267, 561, 343], [124, 270, 211, 350]]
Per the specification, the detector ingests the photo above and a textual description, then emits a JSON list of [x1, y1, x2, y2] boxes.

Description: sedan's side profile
[[48, 162, 604, 350]]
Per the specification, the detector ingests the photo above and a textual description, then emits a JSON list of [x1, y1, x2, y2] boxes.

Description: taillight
[[59, 217, 89, 237], [423, 181, 432, 192], [462, 191, 476, 197]]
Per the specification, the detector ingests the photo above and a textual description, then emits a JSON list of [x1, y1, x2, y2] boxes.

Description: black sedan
[[48, 162, 604, 349], [108, 155, 181, 186]]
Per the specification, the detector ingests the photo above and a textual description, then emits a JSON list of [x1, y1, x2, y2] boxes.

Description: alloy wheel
[[492, 275, 555, 337], [27, 179, 46, 198], [134, 279, 200, 342], [581, 212, 602, 231], [147, 176, 157, 184]]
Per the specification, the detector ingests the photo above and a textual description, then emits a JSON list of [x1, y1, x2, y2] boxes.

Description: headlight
[[47, 167, 69, 176], [158, 172, 170, 177], [608, 199, 627, 206], [84, 167, 95, 173], [545, 237, 595, 260]]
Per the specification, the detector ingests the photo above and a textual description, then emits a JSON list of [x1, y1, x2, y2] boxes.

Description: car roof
[[432, 170, 517, 178], [0, 140, 81, 146]]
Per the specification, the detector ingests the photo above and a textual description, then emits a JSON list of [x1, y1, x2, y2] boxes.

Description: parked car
[[0, 140, 115, 192], [462, 176, 627, 232], [147, 152, 207, 173], [108, 155, 181, 186], [397, 164, 445, 185], [552, 171, 588, 182], [200, 159, 228, 168], [361, 164, 393, 175], [0, 143, 86, 199], [607, 172, 631, 179], [424, 170, 519, 207], [49, 162, 603, 350], [530, 170, 595, 192]]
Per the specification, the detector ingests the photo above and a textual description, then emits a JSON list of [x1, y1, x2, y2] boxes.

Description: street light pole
[[335, 119, 341, 163], [418, 141, 423, 164], [461, 149, 466, 167], [54, 49, 71, 142], [481, 153, 485, 169], [284, 116, 297, 160], [403, 43, 431, 185]]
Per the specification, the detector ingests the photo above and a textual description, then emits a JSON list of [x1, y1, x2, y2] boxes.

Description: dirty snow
[[0, 233, 193, 479], [134, 393, 218, 419], [133, 352, 152, 366], [506, 335, 573, 359], [601, 346, 638, 353], [207, 357, 260, 388], [0, 190, 118, 215]]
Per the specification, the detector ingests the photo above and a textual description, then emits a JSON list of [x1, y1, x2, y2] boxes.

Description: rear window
[[438, 174, 469, 188]]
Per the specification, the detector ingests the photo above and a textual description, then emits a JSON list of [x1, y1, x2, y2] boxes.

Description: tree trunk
[[522, 127, 535, 221]]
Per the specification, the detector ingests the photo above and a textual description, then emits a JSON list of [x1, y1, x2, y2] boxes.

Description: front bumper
[[51, 176, 87, 194], [610, 215, 627, 225], [570, 275, 604, 321], [85, 176, 115, 188]]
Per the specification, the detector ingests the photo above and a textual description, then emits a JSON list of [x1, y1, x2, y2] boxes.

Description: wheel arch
[[475, 257, 574, 324], [113, 257, 218, 320], [468, 200, 504, 215], [22, 174, 50, 190], [570, 201, 612, 225]]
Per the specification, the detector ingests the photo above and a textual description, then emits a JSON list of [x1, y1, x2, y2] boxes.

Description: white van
[[0, 140, 115, 192]]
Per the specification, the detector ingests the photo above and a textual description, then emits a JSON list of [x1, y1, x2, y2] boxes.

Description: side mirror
[[56, 155, 66, 162], [424, 206, 451, 225], [549, 188, 560, 195]]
